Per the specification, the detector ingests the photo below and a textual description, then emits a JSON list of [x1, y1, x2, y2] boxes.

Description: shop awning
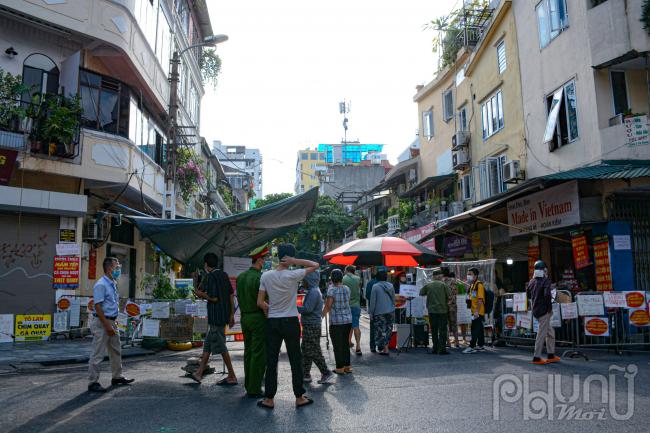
[[128, 188, 319, 265], [540, 160, 650, 180]]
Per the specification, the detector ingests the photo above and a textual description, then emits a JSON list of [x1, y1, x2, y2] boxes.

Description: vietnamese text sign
[[152, 302, 170, 319], [507, 181, 580, 237], [15, 314, 51, 341], [584, 316, 610, 337], [517, 312, 532, 329], [398, 284, 419, 298], [53, 256, 80, 290], [445, 235, 471, 257], [55, 243, 80, 256], [513, 292, 527, 312], [69, 299, 81, 327], [624, 114, 649, 147], [571, 230, 590, 270], [58, 229, 76, 243], [53, 312, 69, 333], [593, 236, 612, 291], [142, 318, 160, 337], [402, 222, 436, 244], [456, 295, 472, 325], [613, 235, 631, 251], [551, 303, 562, 328], [0, 314, 14, 343], [577, 294, 605, 316], [196, 300, 208, 317], [561, 302, 578, 319], [603, 291, 627, 308]]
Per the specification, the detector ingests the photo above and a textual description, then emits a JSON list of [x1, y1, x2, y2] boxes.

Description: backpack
[[484, 285, 495, 316]]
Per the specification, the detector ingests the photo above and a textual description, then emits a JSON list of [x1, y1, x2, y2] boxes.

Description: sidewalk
[[0, 338, 155, 371]]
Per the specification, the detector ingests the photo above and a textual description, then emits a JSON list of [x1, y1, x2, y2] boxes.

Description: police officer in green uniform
[[237, 244, 269, 398]]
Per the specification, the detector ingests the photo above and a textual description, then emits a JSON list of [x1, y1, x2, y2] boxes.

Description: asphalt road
[[1, 331, 649, 433]]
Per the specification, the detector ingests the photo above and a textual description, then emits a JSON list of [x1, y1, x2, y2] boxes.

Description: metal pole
[[166, 50, 180, 220]]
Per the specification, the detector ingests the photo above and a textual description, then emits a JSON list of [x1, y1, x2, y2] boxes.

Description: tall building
[[213, 141, 262, 210], [0, 0, 221, 314], [295, 148, 326, 194], [318, 142, 385, 164]]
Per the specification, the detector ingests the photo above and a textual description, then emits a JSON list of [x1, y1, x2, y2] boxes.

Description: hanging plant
[[176, 148, 205, 204], [199, 48, 222, 90], [643, 0, 650, 35]]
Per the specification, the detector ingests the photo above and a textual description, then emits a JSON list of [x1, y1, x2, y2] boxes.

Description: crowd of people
[[86, 245, 560, 406]]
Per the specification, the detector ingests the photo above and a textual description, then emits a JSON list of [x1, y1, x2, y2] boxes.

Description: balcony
[[600, 114, 650, 160], [588, 0, 650, 68]]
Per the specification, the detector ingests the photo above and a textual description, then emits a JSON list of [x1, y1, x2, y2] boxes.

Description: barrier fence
[[498, 290, 650, 353]]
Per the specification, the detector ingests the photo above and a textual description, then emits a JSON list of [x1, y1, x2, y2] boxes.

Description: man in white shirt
[[256, 244, 319, 410]]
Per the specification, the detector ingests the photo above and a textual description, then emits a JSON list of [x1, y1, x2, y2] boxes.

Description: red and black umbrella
[[323, 236, 442, 267]]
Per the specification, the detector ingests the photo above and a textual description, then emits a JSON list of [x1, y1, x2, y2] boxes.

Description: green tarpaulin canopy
[[128, 188, 319, 265]]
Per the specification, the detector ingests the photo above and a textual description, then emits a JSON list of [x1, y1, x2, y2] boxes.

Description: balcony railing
[[0, 95, 80, 160]]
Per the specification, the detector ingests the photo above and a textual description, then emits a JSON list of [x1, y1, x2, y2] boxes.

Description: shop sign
[[584, 316, 610, 337], [593, 236, 612, 291], [52, 256, 80, 290], [445, 235, 471, 257], [0, 149, 18, 185], [570, 230, 590, 270], [624, 114, 649, 147], [527, 245, 540, 279], [625, 291, 645, 309], [58, 229, 76, 243], [14, 314, 51, 342], [507, 181, 580, 237], [402, 222, 436, 244], [420, 239, 436, 251], [88, 248, 97, 280]]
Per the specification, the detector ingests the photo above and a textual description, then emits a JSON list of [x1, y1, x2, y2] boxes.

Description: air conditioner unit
[[451, 131, 470, 150], [502, 160, 521, 183], [452, 149, 470, 170], [83, 220, 103, 241]]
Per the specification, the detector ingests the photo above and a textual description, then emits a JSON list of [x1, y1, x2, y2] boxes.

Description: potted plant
[[41, 94, 82, 157], [176, 148, 205, 204]]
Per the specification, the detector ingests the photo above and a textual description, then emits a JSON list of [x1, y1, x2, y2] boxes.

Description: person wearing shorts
[[343, 265, 363, 355], [189, 253, 238, 386]]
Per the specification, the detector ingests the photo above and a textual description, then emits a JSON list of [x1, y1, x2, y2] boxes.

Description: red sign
[[125, 301, 141, 317], [629, 309, 650, 327], [585, 317, 609, 335], [57, 298, 71, 311], [625, 291, 645, 309], [571, 230, 590, 270], [53, 256, 80, 289], [528, 246, 540, 279], [88, 248, 97, 280], [296, 293, 306, 308], [402, 222, 436, 245], [0, 149, 18, 185], [593, 236, 612, 291]]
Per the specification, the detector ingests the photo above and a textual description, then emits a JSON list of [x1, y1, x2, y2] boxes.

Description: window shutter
[[479, 160, 489, 200], [488, 157, 500, 197]]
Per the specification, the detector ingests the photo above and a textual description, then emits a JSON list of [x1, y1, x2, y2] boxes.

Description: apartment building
[[213, 141, 263, 206], [295, 148, 326, 194]]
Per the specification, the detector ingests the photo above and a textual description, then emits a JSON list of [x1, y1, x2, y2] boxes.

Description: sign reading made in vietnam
[[507, 181, 580, 237]]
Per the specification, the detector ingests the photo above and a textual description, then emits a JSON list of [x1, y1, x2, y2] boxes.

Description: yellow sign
[[15, 314, 52, 342]]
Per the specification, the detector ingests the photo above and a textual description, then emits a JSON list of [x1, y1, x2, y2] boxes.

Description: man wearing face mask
[[87, 257, 134, 392], [527, 260, 560, 365], [462, 267, 485, 354]]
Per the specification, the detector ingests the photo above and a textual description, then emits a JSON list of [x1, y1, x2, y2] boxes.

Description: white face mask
[[533, 269, 546, 278], [466, 275, 474, 283]]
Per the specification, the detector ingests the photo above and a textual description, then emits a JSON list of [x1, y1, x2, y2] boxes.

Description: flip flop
[[378, 352, 389, 356], [355, 350, 362, 356], [216, 378, 238, 386], [257, 400, 274, 410], [190, 374, 202, 384], [296, 397, 314, 408]]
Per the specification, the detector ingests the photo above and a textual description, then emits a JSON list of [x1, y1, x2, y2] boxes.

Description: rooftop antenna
[[339, 99, 350, 144]]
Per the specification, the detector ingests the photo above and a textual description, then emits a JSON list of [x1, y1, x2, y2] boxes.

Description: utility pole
[[163, 34, 228, 220]]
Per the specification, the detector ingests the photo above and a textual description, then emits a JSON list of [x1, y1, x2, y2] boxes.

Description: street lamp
[[164, 34, 228, 219]]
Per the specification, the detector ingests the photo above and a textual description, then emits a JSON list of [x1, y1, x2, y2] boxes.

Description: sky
[[202, 0, 458, 196]]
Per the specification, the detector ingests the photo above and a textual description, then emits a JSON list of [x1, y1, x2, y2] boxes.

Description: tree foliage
[[255, 192, 294, 208]]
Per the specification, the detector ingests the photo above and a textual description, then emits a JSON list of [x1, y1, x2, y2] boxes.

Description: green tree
[[290, 196, 354, 256], [255, 192, 294, 208]]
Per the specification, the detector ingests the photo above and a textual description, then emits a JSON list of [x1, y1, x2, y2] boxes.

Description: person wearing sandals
[[189, 253, 238, 386], [322, 269, 353, 374], [368, 270, 395, 356], [256, 244, 319, 409], [298, 270, 334, 385], [343, 265, 363, 356]]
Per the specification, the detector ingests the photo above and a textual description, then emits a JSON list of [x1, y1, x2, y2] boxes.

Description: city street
[[1, 328, 649, 433]]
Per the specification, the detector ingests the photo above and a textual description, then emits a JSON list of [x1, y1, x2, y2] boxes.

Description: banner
[[560, 302, 578, 319], [593, 236, 612, 291], [507, 181, 580, 237], [88, 248, 97, 280], [603, 291, 627, 308], [570, 230, 590, 270], [527, 245, 540, 279], [584, 316, 610, 337], [52, 256, 80, 290], [402, 222, 436, 244], [15, 314, 51, 342], [517, 312, 532, 329], [577, 294, 605, 316], [0, 314, 14, 343]]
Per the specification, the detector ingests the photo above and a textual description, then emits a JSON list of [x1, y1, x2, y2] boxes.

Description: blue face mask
[[111, 269, 121, 280]]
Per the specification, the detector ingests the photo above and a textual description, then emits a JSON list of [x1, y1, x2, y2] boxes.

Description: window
[[155, 5, 172, 75], [536, 0, 568, 49], [80, 70, 129, 136], [176, 0, 190, 38], [610, 71, 629, 116], [422, 110, 433, 140], [460, 173, 473, 201], [301, 153, 308, 160], [478, 155, 507, 200], [319, 153, 325, 160], [21, 54, 59, 101], [457, 107, 468, 132], [481, 90, 504, 139], [178, 57, 187, 106], [310, 153, 317, 160], [544, 79, 579, 151], [442, 89, 454, 122], [497, 40, 506, 74], [129, 96, 167, 166]]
